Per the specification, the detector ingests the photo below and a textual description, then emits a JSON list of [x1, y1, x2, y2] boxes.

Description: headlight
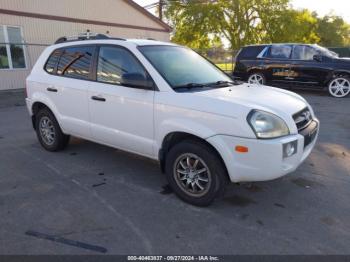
[[247, 110, 289, 139]]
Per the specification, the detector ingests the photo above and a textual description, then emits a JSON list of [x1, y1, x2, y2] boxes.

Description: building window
[[0, 25, 26, 70]]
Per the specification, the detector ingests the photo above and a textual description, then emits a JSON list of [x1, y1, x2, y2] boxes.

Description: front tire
[[165, 140, 228, 206], [35, 108, 70, 151], [328, 76, 350, 98]]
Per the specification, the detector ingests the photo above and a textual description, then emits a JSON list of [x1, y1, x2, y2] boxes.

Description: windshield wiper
[[215, 80, 235, 86], [173, 80, 238, 91], [173, 83, 205, 90], [203, 80, 237, 87]]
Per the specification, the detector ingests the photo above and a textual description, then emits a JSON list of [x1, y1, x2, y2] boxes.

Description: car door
[[44, 45, 95, 138], [289, 45, 329, 87], [88, 45, 155, 157], [262, 45, 293, 83]]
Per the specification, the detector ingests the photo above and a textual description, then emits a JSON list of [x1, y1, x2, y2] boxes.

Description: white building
[[0, 0, 171, 90]]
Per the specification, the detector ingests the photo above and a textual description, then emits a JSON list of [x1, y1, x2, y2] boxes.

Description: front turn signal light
[[235, 146, 249, 153]]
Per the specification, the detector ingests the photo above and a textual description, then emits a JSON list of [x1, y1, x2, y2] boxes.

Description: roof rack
[[54, 32, 126, 44]]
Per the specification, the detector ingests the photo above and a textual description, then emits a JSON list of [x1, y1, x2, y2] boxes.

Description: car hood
[[333, 57, 350, 64], [191, 83, 308, 119]]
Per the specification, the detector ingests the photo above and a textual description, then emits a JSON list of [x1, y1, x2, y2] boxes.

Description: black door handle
[[91, 96, 106, 102], [47, 87, 58, 92]]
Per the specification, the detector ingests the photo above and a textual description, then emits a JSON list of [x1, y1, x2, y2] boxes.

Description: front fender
[[333, 69, 350, 76], [155, 118, 217, 151], [320, 69, 350, 86]]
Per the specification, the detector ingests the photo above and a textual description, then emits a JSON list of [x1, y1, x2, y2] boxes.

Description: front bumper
[[207, 119, 319, 183]]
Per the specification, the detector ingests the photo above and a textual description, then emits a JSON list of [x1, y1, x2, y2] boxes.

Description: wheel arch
[[158, 131, 229, 181], [31, 101, 58, 130], [332, 70, 350, 78], [247, 68, 264, 74]]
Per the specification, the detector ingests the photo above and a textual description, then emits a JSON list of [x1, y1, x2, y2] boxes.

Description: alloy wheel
[[248, 73, 265, 85], [39, 116, 56, 146], [329, 78, 350, 98], [173, 153, 212, 197]]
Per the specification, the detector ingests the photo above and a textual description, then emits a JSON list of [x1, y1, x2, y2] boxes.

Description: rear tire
[[35, 108, 70, 151], [165, 140, 228, 206]]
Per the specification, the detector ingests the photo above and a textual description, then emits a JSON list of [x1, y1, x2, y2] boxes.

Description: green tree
[[165, 0, 291, 50], [316, 14, 350, 47], [215, 0, 289, 49], [258, 9, 319, 44], [165, 0, 222, 49], [164, 0, 350, 49]]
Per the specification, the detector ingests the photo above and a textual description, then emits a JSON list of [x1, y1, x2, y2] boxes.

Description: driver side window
[[97, 46, 148, 86]]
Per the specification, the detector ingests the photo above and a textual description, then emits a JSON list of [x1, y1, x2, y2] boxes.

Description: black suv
[[233, 44, 350, 98]]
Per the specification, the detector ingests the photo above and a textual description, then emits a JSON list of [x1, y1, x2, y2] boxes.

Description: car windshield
[[138, 45, 233, 90], [314, 45, 339, 58]]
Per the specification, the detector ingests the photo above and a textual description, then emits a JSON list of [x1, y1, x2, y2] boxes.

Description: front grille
[[299, 121, 318, 148], [293, 107, 318, 148], [293, 108, 312, 131]]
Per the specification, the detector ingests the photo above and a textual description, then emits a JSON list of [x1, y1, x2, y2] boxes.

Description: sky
[[133, 0, 350, 22]]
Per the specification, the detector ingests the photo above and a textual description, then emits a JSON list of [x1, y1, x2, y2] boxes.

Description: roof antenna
[[106, 30, 110, 35]]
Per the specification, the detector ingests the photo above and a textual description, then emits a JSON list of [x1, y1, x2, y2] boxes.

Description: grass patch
[[215, 63, 234, 71]]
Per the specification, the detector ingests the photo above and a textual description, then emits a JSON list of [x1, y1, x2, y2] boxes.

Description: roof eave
[[123, 0, 172, 32]]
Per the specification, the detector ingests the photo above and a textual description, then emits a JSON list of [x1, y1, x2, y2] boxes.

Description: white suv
[[26, 35, 319, 206]]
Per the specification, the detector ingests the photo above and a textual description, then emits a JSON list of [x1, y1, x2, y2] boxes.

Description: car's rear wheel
[[328, 77, 350, 98], [247, 72, 266, 85], [35, 108, 70, 151], [165, 140, 228, 206]]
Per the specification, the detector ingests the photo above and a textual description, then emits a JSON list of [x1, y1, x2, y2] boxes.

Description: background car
[[233, 44, 350, 98]]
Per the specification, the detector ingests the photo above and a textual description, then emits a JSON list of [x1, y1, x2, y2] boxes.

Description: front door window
[[292, 45, 319, 60]]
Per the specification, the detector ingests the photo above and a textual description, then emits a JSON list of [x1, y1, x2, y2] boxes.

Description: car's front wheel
[[35, 108, 70, 151], [165, 140, 228, 206], [247, 72, 266, 85], [328, 76, 350, 98]]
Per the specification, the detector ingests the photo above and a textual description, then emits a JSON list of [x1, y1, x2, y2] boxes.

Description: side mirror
[[313, 54, 323, 62], [121, 73, 154, 90]]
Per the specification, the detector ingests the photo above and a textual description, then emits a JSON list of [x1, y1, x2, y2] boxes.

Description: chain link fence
[[195, 48, 239, 73]]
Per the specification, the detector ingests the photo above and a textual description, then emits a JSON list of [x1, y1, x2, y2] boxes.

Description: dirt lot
[[0, 89, 349, 255]]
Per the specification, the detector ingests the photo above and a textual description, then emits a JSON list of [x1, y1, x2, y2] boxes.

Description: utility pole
[[158, 0, 163, 21]]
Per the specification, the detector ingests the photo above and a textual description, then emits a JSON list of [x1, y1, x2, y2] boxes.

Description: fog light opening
[[283, 141, 298, 158]]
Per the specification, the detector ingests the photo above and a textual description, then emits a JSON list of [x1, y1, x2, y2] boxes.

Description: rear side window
[[44, 49, 62, 74], [237, 46, 266, 60], [267, 45, 292, 59], [57, 46, 94, 80]]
